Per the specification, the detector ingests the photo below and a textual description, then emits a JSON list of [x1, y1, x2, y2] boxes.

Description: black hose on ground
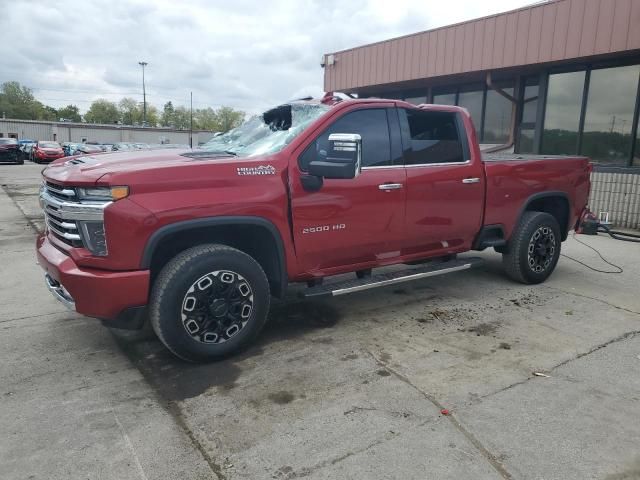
[[597, 224, 640, 243]]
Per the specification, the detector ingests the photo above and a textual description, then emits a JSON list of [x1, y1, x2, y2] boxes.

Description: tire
[[150, 244, 270, 362], [502, 211, 561, 284]]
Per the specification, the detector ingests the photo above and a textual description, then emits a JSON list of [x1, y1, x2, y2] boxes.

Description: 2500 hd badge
[[302, 223, 347, 234]]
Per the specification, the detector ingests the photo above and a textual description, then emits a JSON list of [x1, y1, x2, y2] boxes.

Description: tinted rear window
[[402, 109, 465, 165]]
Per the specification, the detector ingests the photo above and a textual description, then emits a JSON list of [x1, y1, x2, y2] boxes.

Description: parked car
[[18, 142, 35, 162], [31, 141, 65, 163], [74, 144, 104, 155], [62, 142, 79, 156], [0, 138, 22, 164], [36, 97, 591, 362], [112, 142, 134, 151]]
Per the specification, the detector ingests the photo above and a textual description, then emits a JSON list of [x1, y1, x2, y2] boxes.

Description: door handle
[[462, 177, 480, 184], [378, 183, 403, 191]]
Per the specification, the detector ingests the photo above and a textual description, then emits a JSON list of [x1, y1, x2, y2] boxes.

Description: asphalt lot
[[1, 161, 640, 480]]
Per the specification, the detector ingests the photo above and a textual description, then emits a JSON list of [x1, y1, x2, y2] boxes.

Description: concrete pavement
[[1, 162, 639, 480]]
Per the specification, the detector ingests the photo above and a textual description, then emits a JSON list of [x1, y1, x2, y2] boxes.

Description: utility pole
[[138, 61, 148, 126], [190, 91, 193, 148]]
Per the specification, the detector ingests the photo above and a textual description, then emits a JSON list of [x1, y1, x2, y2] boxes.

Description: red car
[[32, 141, 65, 163], [36, 96, 591, 362]]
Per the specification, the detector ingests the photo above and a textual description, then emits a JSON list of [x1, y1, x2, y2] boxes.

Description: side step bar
[[303, 257, 483, 298]]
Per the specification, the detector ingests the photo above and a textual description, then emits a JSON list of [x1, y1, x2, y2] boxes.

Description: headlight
[[78, 221, 108, 256], [77, 186, 129, 201]]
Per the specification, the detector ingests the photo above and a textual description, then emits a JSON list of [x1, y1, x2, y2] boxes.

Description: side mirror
[[308, 133, 361, 179]]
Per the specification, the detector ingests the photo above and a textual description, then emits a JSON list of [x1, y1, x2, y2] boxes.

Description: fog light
[[78, 221, 107, 256]]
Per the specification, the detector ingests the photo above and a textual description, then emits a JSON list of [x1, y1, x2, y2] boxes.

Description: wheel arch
[[518, 191, 571, 241], [141, 216, 288, 298]]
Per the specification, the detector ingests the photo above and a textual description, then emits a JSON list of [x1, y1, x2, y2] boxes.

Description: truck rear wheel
[[150, 244, 270, 362], [502, 211, 561, 284]]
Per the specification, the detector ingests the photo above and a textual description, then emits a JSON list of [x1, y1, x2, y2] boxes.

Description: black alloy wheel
[[180, 270, 254, 344]]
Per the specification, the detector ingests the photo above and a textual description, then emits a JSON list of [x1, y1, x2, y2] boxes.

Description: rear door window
[[299, 108, 392, 170], [401, 109, 465, 165]]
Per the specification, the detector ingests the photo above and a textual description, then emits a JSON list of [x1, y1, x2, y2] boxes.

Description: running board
[[303, 257, 483, 298]]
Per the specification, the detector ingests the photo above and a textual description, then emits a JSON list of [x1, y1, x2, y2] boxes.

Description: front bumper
[[36, 233, 150, 321]]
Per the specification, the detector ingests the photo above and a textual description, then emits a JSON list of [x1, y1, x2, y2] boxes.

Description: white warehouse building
[[0, 118, 218, 146]]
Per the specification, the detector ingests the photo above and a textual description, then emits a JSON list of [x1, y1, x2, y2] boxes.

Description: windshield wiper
[[224, 150, 237, 156]]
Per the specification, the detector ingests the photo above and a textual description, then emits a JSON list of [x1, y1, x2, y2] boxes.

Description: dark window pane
[[635, 129, 640, 166], [457, 90, 483, 137], [433, 93, 456, 105], [298, 109, 391, 170], [518, 128, 535, 153], [405, 96, 427, 105], [484, 87, 514, 143], [403, 109, 464, 164], [542, 71, 585, 155], [522, 84, 539, 124], [581, 64, 640, 165]]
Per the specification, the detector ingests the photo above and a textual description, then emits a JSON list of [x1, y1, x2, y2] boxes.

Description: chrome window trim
[[362, 159, 472, 170]]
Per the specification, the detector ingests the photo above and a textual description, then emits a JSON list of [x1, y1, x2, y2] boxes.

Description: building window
[[484, 87, 514, 144], [541, 71, 586, 155], [405, 96, 427, 105], [518, 77, 540, 154], [457, 88, 483, 137], [581, 64, 640, 165], [635, 130, 640, 166], [432, 93, 456, 106]]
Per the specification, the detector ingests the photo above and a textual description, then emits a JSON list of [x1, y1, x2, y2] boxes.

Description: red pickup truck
[[36, 96, 591, 362]]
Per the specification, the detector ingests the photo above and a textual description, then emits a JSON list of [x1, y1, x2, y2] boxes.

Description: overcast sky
[[1, 0, 539, 114]]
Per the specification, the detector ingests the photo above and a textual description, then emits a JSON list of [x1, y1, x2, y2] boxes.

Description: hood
[[42, 148, 272, 187]]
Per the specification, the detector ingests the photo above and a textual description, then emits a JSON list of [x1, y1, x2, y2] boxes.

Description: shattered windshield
[[198, 103, 330, 157]]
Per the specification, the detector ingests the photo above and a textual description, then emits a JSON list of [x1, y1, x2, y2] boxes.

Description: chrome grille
[[40, 182, 110, 250], [45, 182, 78, 201]]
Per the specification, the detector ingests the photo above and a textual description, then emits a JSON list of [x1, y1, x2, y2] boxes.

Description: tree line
[[0, 81, 245, 132]]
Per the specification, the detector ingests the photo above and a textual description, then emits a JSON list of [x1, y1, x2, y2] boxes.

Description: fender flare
[[516, 191, 571, 240], [140, 216, 288, 296]]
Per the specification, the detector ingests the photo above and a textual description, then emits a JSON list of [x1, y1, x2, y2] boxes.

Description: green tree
[[0, 81, 41, 120], [84, 99, 120, 124], [194, 107, 217, 130], [57, 104, 81, 122], [161, 101, 175, 127], [118, 97, 140, 125], [171, 106, 191, 129], [215, 106, 244, 132], [145, 105, 159, 127], [39, 104, 58, 121]]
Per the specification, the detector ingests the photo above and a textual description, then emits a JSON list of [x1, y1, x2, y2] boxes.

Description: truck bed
[[481, 153, 591, 239]]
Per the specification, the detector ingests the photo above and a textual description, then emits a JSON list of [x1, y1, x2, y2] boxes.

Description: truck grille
[[45, 209, 83, 248], [40, 182, 109, 250], [45, 182, 78, 202]]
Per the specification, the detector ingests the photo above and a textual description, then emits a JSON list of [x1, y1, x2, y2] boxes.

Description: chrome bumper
[[44, 273, 76, 310]]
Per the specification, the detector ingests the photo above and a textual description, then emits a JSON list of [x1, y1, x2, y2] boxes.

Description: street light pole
[[138, 61, 148, 126]]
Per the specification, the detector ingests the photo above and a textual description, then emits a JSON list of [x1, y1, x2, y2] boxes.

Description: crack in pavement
[[114, 335, 228, 480], [284, 419, 429, 478], [0, 184, 42, 235], [544, 285, 640, 316], [366, 350, 513, 480], [481, 330, 640, 401]]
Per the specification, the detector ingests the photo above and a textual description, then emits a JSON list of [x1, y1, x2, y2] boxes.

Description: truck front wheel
[[150, 244, 270, 362], [502, 211, 561, 284]]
